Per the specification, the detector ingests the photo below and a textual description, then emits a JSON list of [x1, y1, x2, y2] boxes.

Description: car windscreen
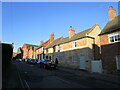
[[31, 59, 35, 61]]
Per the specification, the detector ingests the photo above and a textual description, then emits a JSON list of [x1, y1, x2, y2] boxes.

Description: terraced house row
[[20, 6, 120, 74]]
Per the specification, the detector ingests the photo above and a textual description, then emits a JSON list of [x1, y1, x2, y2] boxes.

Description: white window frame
[[108, 32, 120, 43], [58, 45, 60, 51], [72, 41, 77, 48]]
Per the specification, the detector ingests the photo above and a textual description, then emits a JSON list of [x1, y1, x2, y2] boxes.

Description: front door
[[80, 56, 86, 69], [116, 55, 120, 70]]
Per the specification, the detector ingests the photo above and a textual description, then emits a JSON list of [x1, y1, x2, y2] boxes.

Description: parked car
[[36, 59, 39, 63], [39, 59, 56, 69], [16, 58, 22, 62], [26, 58, 31, 63], [28, 59, 36, 64], [22, 59, 25, 62]]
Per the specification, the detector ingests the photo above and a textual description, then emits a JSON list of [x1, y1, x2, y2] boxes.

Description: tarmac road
[[2, 61, 120, 89]]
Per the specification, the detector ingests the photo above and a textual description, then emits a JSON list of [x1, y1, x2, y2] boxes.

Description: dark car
[[39, 59, 56, 69], [26, 58, 31, 63], [22, 59, 25, 62], [28, 59, 36, 64], [16, 58, 22, 62]]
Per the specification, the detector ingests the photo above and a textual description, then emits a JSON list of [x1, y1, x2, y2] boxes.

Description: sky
[[2, 2, 119, 52]]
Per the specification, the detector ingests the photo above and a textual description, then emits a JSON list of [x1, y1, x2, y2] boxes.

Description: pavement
[[2, 61, 22, 88], [2, 61, 120, 89]]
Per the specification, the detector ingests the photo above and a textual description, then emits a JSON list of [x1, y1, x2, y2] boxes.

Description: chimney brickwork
[[69, 26, 75, 38], [50, 33, 54, 42], [40, 40, 44, 44], [108, 6, 116, 20]]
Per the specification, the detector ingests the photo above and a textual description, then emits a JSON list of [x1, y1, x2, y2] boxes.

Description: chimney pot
[[109, 6, 113, 9], [40, 40, 44, 44], [50, 33, 54, 42]]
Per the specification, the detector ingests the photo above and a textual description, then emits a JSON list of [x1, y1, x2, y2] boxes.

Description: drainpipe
[[43, 47, 45, 59], [93, 38, 95, 60]]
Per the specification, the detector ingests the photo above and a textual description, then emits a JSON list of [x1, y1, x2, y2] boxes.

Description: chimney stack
[[40, 40, 44, 44], [69, 26, 75, 38], [11, 43, 14, 48], [108, 6, 116, 20], [50, 33, 54, 42]]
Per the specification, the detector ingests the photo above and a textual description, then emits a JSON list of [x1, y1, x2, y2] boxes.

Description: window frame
[[72, 41, 77, 48], [58, 45, 60, 52], [108, 32, 120, 43]]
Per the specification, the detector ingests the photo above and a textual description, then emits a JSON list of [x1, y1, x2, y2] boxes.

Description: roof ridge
[[86, 24, 99, 35], [45, 37, 63, 48]]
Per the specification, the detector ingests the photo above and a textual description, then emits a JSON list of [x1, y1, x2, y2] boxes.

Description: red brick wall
[[100, 30, 120, 73], [43, 40, 50, 47], [100, 34, 109, 45], [22, 44, 28, 59], [101, 42, 120, 73]]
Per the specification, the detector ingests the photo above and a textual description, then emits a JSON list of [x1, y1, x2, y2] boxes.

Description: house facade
[[44, 37, 64, 61], [99, 6, 120, 74], [22, 44, 38, 59], [35, 33, 54, 60], [53, 25, 101, 72]]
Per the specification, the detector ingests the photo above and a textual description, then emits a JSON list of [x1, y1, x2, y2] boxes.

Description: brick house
[[22, 44, 38, 59], [44, 37, 64, 61], [35, 33, 54, 60], [13, 52, 17, 57], [16, 47, 23, 59], [99, 6, 120, 74], [53, 24, 101, 72]]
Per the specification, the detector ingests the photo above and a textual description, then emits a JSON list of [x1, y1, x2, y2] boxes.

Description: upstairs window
[[109, 35, 120, 43], [110, 36, 114, 42], [109, 32, 120, 43], [72, 41, 77, 47], [58, 45, 60, 52], [53, 46, 55, 52]]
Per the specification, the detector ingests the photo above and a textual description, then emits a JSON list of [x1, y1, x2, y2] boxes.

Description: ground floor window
[[72, 56, 78, 63], [116, 55, 120, 70]]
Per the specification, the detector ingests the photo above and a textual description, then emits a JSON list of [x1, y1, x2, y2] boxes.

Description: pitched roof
[[24, 44, 39, 47], [99, 15, 120, 35], [56, 24, 99, 45], [45, 37, 63, 49], [35, 40, 50, 50]]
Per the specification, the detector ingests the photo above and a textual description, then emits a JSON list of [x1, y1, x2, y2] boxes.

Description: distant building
[[13, 52, 17, 57], [15, 47, 23, 59], [44, 36, 64, 61], [99, 6, 120, 74], [35, 33, 55, 60], [22, 44, 39, 59]]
